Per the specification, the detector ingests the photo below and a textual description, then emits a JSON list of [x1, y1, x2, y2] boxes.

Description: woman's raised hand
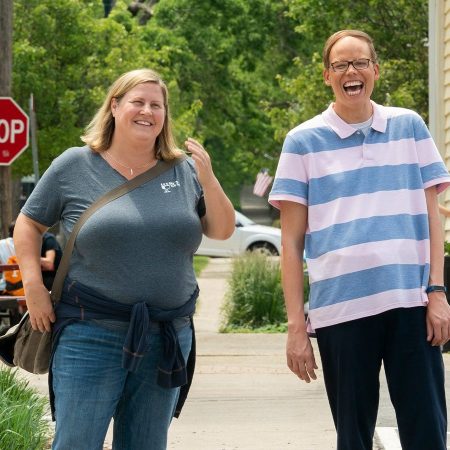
[[184, 138, 217, 188]]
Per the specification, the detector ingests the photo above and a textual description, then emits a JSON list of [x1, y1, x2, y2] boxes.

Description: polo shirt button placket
[[362, 136, 373, 162]]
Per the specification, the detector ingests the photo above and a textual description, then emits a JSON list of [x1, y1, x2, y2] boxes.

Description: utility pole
[[29, 94, 39, 184], [0, 0, 14, 238]]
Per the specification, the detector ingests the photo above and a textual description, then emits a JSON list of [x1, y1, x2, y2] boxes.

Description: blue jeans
[[51, 320, 192, 450]]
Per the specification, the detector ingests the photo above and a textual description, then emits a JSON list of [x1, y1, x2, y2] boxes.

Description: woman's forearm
[[13, 213, 47, 289], [201, 179, 235, 239]]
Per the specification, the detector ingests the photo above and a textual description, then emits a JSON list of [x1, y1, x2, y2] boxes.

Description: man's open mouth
[[343, 80, 364, 96]]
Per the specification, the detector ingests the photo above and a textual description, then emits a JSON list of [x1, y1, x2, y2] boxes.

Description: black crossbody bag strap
[[50, 155, 186, 303]]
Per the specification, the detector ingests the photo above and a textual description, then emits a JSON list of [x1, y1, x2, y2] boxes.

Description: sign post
[[29, 94, 39, 184]]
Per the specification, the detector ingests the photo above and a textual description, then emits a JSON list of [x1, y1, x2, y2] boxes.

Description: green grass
[[221, 323, 288, 333], [0, 368, 51, 450], [193, 255, 209, 277], [221, 253, 287, 332]]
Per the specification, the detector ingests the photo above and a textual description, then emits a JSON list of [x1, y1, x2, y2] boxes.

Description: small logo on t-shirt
[[161, 180, 181, 193]]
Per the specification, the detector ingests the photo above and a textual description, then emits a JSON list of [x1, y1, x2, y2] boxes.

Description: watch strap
[[425, 285, 447, 294]]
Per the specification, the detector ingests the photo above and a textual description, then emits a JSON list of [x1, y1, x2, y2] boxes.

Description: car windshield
[[235, 211, 256, 226]]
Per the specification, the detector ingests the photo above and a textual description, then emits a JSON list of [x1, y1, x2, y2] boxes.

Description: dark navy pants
[[316, 307, 447, 450]]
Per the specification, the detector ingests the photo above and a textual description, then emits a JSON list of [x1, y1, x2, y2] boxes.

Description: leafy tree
[[12, 0, 152, 175], [11, 0, 430, 209], [13, 0, 293, 205], [142, 0, 299, 201]]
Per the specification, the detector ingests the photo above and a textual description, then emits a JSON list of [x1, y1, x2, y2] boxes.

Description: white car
[[196, 211, 281, 257]]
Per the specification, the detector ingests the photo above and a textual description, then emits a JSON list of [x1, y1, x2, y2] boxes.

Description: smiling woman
[[80, 70, 177, 180], [12, 68, 235, 450], [105, 82, 166, 178]]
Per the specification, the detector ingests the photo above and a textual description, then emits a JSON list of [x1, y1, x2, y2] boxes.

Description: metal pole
[[29, 94, 39, 184]]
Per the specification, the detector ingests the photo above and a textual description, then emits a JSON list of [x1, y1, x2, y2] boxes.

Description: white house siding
[[435, 1, 450, 238]]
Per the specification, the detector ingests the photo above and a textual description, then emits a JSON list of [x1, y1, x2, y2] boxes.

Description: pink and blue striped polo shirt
[[269, 101, 450, 330]]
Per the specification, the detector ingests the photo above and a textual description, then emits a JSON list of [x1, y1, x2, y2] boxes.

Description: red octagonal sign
[[0, 97, 29, 166]]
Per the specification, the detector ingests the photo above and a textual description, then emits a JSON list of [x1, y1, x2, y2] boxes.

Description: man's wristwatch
[[425, 285, 447, 294]]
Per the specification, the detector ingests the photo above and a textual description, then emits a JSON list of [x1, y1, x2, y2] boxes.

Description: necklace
[[104, 150, 154, 176]]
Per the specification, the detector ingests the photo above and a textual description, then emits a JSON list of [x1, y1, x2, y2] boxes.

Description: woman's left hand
[[184, 138, 217, 188]]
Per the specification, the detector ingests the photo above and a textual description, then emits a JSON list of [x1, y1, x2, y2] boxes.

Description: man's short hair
[[323, 30, 378, 68]]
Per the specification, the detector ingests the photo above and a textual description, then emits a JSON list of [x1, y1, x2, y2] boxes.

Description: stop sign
[[0, 97, 29, 165]]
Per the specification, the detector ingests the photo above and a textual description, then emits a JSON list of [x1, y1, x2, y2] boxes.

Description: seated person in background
[[0, 223, 15, 264], [40, 231, 62, 291], [3, 221, 62, 292], [0, 222, 17, 292]]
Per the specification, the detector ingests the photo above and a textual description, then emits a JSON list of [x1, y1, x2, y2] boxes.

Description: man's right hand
[[286, 328, 318, 383], [25, 284, 55, 333]]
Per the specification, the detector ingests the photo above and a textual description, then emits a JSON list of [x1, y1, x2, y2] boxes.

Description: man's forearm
[[281, 244, 307, 331]]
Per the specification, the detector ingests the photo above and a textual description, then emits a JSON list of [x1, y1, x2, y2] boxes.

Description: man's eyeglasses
[[329, 58, 374, 72]]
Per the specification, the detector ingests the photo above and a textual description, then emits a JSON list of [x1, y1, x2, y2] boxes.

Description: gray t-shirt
[[22, 146, 204, 311]]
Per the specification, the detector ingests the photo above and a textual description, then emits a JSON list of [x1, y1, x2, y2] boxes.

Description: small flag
[[253, 169, 273, 197]]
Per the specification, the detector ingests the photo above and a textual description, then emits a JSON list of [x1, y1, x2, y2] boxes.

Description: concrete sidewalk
[[13, 258, 450, 449], [168, 258, 337, 450]]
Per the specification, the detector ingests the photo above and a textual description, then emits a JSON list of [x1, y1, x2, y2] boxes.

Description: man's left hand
[[426, 292, 450, 346]]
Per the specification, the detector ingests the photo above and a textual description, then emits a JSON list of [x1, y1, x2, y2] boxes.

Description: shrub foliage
[[223, 253, 286, 330], [0, 368, 50, 450]]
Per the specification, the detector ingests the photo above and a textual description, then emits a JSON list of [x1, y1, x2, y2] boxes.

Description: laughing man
[[269, 29, 450, 450]]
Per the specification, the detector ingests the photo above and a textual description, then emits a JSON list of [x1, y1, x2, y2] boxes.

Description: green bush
[[0, 368, 51, 450], [222, 253, 286, 331], [303, 268, 310, 302], [445, 241, 450, 256]]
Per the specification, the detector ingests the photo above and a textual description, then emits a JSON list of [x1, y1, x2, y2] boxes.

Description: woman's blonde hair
[[81, 68, 181, 160], [323, 30, 378, 69]]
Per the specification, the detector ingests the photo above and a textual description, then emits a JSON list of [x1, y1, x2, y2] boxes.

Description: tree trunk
[[128, 0, 159, 25], [0, 0, 13, 239]]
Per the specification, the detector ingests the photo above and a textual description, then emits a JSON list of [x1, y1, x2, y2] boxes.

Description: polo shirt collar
[[322, 100, 388, 139]]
